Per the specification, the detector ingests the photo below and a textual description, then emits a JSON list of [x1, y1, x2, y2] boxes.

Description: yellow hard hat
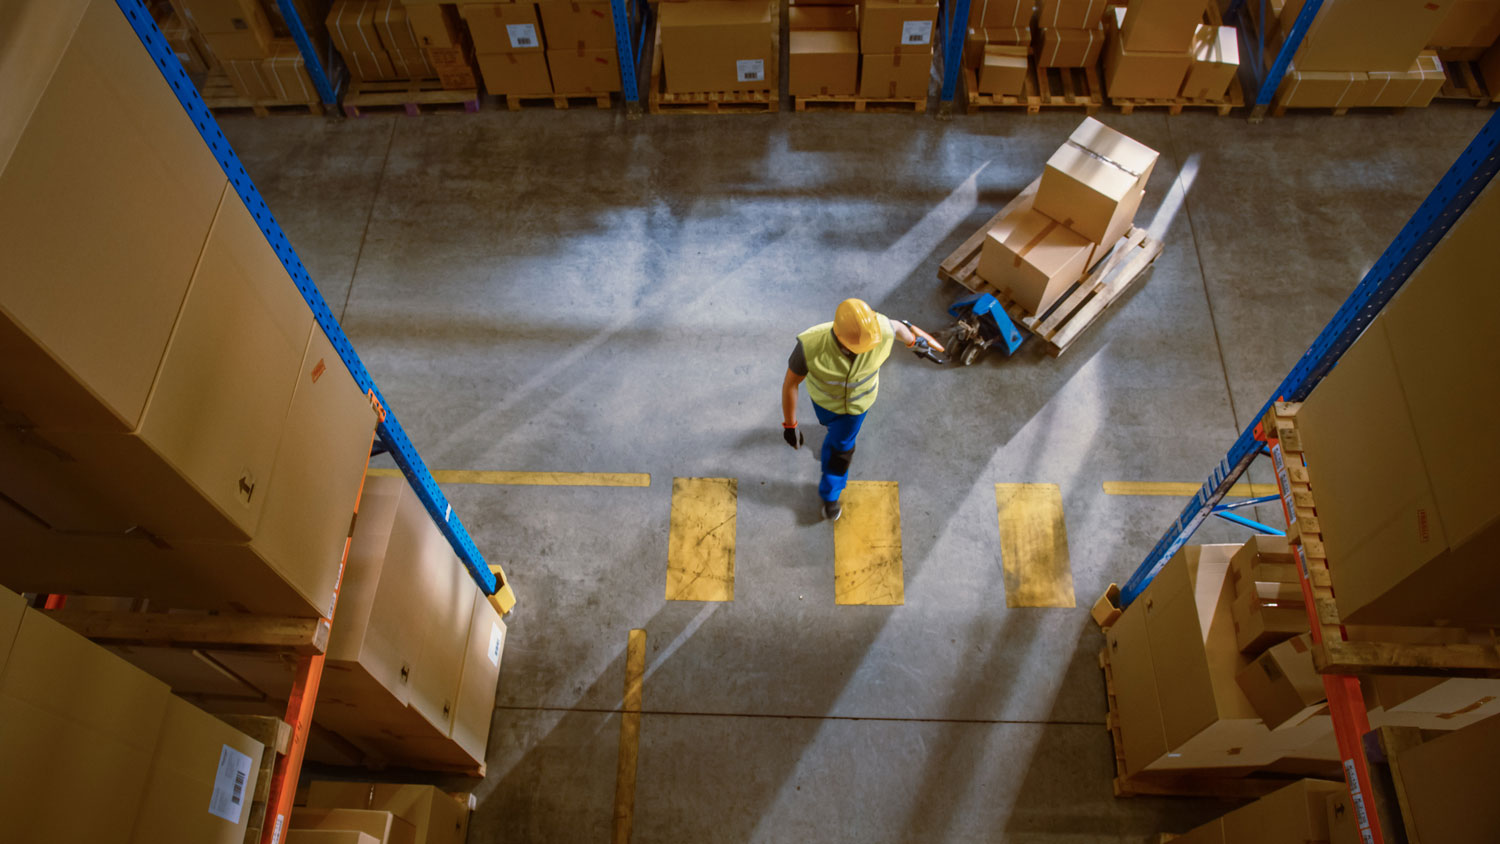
[[833, 298, 881, 354]]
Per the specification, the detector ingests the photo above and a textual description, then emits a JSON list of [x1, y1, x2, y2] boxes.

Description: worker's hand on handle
[[783, 423, 804, 449], [911, 323, 945, 353]]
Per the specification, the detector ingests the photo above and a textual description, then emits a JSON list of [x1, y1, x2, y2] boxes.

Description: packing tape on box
[[1064, 138, 1145, 178], [1012, 218, 1061, 267]]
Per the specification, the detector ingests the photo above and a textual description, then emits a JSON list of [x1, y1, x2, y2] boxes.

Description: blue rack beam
[[1120, 107, 1500, 605], [613, 0, 650, 109], [115, 0, 507, 602], [1226, 0, 1324, 121], [274, 0, 339, 105], [938, 0, 974, 107]]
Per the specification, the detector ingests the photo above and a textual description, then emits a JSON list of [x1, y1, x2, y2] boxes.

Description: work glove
[[783, 424, 804, 449]]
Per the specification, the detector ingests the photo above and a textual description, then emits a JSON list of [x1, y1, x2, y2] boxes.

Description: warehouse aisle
[[223, 105, 1488, 843]]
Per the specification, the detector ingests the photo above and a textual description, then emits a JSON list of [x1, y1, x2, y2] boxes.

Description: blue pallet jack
[[939, 293, 1027, 366]]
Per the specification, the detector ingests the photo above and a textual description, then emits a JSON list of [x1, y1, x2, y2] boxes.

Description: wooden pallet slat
[[1435, 59, 1494, 107], [40, 609, 330, 654], [964, 64, 1102, 114], [503, 91, 614, 111], [344, 78, 481, 117], [1111, 76, 1245, 116], [792, 94, 927, 113], [201, 72, 323, 117]]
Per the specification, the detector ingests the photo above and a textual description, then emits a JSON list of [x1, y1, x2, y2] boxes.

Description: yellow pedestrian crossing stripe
[[665, 478, 737, 602], [995, 483, 1076, 608], [612, 628, 646, 844], [833, 481, 905, 606], [1102, 481, 1278, 497], [368, 468, 650, 487]]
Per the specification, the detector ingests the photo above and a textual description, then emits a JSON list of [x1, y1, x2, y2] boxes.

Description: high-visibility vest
[[797, 316, 895, 415]]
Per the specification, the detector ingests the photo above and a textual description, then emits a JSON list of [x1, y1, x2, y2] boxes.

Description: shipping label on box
[[860, 0, 941, 53]]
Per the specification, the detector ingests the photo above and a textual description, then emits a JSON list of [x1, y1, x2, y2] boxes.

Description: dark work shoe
[[822, 499, 842, 521]]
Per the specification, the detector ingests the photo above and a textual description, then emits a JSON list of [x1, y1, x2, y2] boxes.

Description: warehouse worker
[[782, 299, 944, 521]]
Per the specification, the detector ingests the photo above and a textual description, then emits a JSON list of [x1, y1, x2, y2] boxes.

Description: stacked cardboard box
[[401, 3, 481, 89], [977, 118, 1155, 316], [857, 0, 939, 99], [178, 0, 329, 103], [538, 0, 624, 94], [1172, 779, 1347, 844], [305, 782, 471, 844], [0, 585, 269, 844], [1103, 2, 1215, 100], [459, 0, 622, 96], [962, 0, 1030, 97], [328, 0, 433, 82], [1035, 0, 1104, 69], [159, 9, 215, 75], [659, 0, 776, 95], [2, 0, 377, 618], [788, 3, 859, 97], [1273, 0, 1456, 108]]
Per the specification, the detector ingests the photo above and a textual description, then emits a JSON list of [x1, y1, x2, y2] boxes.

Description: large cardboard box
[[978, 46, 1028, 94], [659, 0, 775, 93], [306, 783, 468, 844], [977, 202, 1092, 316], [1, 0, 228, 436], [859, 51, 932, 98], [1037, 25, 1103, 67], [406, 538, 479, 742], [130, 697, 265, 844], [538, 2, 617, 50], [204, 28, 277, 60], [1235, 634, 1325, 730], [451, 588, 506, 763], [789, 30, 859, 97], [264, 41, 320, 102], [1180, 779, 1345, 844], [860, 0, 940, 53], [1181, 25, 1238, 100], [1037, 0, 1105, 29], [459, 3, 543, 53], [1296, 0, 1456, 72], [345, 48, 401, 81], [1275, 66, 1369, 108], [1119, 0, 1202, 53], [476, 51, 553, 94], [1229, 566, 1307, 655], [292, 809, 417, 844], [790, 5, 858, 30], [1034, 114, 1159, 246], [968, 0, 1033, 28], [328, 1, 388, 60], [966, 26, 1031, 68], [546, 48, 621, 92], [0, 608, 172, 844], [1103, 11, 1193, 100], [372, 0, 420, 51], [1104, 592, 1166, 777], [406, 4, 462, 48], [1393, 714, 1500, 842], [224, 58, 277, 99], [1428, 0, 1500, 49]]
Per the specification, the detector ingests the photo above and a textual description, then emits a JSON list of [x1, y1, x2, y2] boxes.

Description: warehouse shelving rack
[[612, 0, 652, 113], [1114, 109, 1500, 844], [109, 3, 517, 841], [937, 0, 975, 114], [1223, 0, 1324, 122], [273, 0, 341, 105]]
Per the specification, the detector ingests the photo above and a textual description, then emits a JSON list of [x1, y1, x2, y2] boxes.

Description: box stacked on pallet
[[328, 0, 431, 82], [2, 0, 378, 618], [461, 3, 553, 95], [963, 4, 1031, 98], [1270, 0, 1453, 109], [857, 0, 939, 99], [538, 0, 624, 95], [977, 118, 1155, 316], [303, 782, 472, 844], [788, 3, 859, 98], [658, 0, 777, 95], [159, 8, 216, 75], [178, 0, 328, 106], [0, 585, 269, 844], [401, 3, 482, 88], [1170, 780, 1347, 844], [1035, 0, 1104, 69], [1103, 0, 1200, 100]]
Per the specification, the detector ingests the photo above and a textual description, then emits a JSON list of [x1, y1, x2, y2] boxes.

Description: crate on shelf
[[937, 179, 1163, 357], [647, 12, 780, 115], [201, 70, 325, 117], [963, 64, 1103, 114], [343, 78, 481, 117]]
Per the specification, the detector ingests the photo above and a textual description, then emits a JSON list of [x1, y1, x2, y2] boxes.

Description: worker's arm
[[782, 369, 805, 428], [892, 320, 946, 352]]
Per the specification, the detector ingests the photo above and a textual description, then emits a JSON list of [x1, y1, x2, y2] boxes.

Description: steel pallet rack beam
[[612, 0, 651, 113], [1224, 0, 1323, 122], [938, 0, 975, 114]]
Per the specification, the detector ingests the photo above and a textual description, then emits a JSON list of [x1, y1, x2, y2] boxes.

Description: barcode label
[[902, 20, 933, 45], [488, 622, 506, 667], [209, 744, 255, 823], [508, 24, 538, 48], [736, 59, 764, 82]]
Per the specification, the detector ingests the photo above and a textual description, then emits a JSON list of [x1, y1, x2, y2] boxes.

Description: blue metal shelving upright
[[938, 0, 975, 113], [116, 0, 506, 602], [1119, 107, 1500, 606], [273, 0, 340, 105], [611, 0, 651, 112], [1224, 0, 1324, 121]]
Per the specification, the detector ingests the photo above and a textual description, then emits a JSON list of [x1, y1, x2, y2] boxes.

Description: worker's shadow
[[730, 428, 834, 529]]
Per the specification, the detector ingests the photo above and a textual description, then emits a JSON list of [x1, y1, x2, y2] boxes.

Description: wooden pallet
[[1262, 403, 1500, 679], [1099, 646, 1313, 799], [937, 179, 1163, 356], [1111, 76, 1245, 115], [501, 91, 614, 110], [792, 93, 926, 113], [343, 78, 481, 117], [218, 715, 292, 844], [1436, 59, 1494, 107], [963, 64, 1103, 114], [201, 72, 323, 117], [647, 11, 779, 114]]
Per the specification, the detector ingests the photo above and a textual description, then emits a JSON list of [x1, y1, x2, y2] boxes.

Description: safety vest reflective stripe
[[796, 318, 894, 416]]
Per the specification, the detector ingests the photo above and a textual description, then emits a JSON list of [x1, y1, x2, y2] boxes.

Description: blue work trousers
[[813, 404, 867, 502]]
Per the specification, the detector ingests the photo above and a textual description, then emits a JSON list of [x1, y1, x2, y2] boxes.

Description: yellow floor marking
[[833, 481, 905, 606], [665, 478, 737, 602], [995, 483, 1076, 609], [1102, 481, 1279, 497], [612, 628, 646, 844], [366, 468, 650, 487]]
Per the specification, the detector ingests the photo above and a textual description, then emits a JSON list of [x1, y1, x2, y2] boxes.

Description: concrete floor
[[223, 103, 1490, 843]]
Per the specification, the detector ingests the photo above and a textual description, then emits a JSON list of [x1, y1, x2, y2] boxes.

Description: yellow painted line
[[367, 468, 650, 487], [833, 481, 904, 606], [1102, 481, 1279, 497], [665, 478, 737, 602], [996, 483, 1076, 609], [612, 628, 646, 844]]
